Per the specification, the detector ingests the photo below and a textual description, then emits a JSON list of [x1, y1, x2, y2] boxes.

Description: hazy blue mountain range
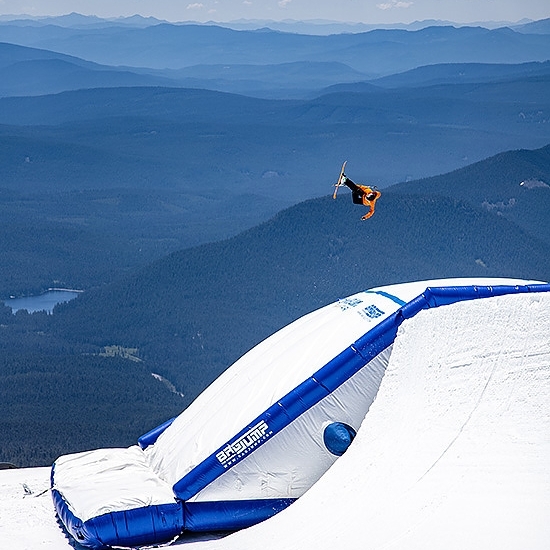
[[0, 65, 549, 296], [371, 60, 550, 88], [1, 144, 549, 467], [3, 13, 544, 33], [1, 16, 548, 100], [1, 72, 549, 194], [152, 61, 369, 98], [0, 13, 169, 28], [0, 42, 372, 99], [3, 39, 550, 99], [0, 21, 549, 76], [0, 42, 179, 97], [217, 18, 547, 35], [514, 18, 550, 34]]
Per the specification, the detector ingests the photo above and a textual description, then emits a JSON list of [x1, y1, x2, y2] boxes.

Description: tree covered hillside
[[387, 144, 550, 244], [2, 185, 549, 467], [49, 191, 550, 396], [1, 144, 549, 467]]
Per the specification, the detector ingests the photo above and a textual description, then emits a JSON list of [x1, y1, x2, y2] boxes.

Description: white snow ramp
[[200, 291, 550, 550]]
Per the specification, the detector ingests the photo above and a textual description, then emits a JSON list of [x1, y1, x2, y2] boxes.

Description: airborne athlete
[[333, 161, 381, 220]]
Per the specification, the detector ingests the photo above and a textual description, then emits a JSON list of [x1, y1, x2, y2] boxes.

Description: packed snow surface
[[2, 291, 549, 550]]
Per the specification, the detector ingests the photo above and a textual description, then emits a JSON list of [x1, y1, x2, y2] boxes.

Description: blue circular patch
[[323, 422, 357, 456]]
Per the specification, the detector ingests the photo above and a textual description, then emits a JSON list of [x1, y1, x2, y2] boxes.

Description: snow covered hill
[[2, 290, 549, 550]]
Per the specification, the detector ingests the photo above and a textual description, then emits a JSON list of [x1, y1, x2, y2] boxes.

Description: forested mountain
[[1, 15, 549, 469], [371, 60, 550, 88], [387, 144, 550, 245], [1, 145, 549, 467], [0, 349, 185, 467], [49, 191, 550, 393]]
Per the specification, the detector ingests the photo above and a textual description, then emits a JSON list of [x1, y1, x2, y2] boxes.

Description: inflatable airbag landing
[[51, 278, 550, 549]]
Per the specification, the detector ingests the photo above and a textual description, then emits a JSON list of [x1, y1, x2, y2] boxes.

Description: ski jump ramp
[[50, 278, 550, 549]]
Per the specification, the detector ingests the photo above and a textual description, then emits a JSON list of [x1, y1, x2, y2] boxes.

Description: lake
[[3, 289, 82, 314]]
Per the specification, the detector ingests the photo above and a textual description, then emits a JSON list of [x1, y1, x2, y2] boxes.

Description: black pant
[[344, 178, 365, 204]]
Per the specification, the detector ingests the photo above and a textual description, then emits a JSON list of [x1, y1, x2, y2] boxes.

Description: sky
[[0, 0, 549, 24]]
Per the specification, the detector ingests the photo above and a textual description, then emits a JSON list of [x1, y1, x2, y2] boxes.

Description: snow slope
[[2, 291, 549, 550]]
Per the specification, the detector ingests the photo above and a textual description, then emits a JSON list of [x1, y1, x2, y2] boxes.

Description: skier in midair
[[333, 161, 381, 220]]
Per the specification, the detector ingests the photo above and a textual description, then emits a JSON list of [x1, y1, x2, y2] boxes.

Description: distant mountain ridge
[[2, 13, 548, 34], [0, 12, 169, 28], [0, 21, 548, 75], [0, 73, 548, 195], [0, 42, 370, 98], [3, 39, 549, 99], [1, 17, 549, 100], [0, 42, 179, 97], [514, 17, 550, 34], [371, 60, 550, 88]]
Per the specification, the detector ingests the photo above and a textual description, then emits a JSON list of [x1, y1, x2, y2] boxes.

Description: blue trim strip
[[138, 416, 177, 450], [173, 283, 550, 501], [184, 498, 296, 532], [366, 289, 407, 306], [81, 503, 184, 549]]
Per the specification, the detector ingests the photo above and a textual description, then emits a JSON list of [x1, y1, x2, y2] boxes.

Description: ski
[[333, 160, 347, 199]]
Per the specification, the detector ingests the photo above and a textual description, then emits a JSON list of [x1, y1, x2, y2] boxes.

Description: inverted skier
[[333, 161, 381, 220]]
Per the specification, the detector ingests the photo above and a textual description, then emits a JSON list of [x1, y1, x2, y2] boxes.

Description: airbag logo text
[[216, 420, 271, 467]]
